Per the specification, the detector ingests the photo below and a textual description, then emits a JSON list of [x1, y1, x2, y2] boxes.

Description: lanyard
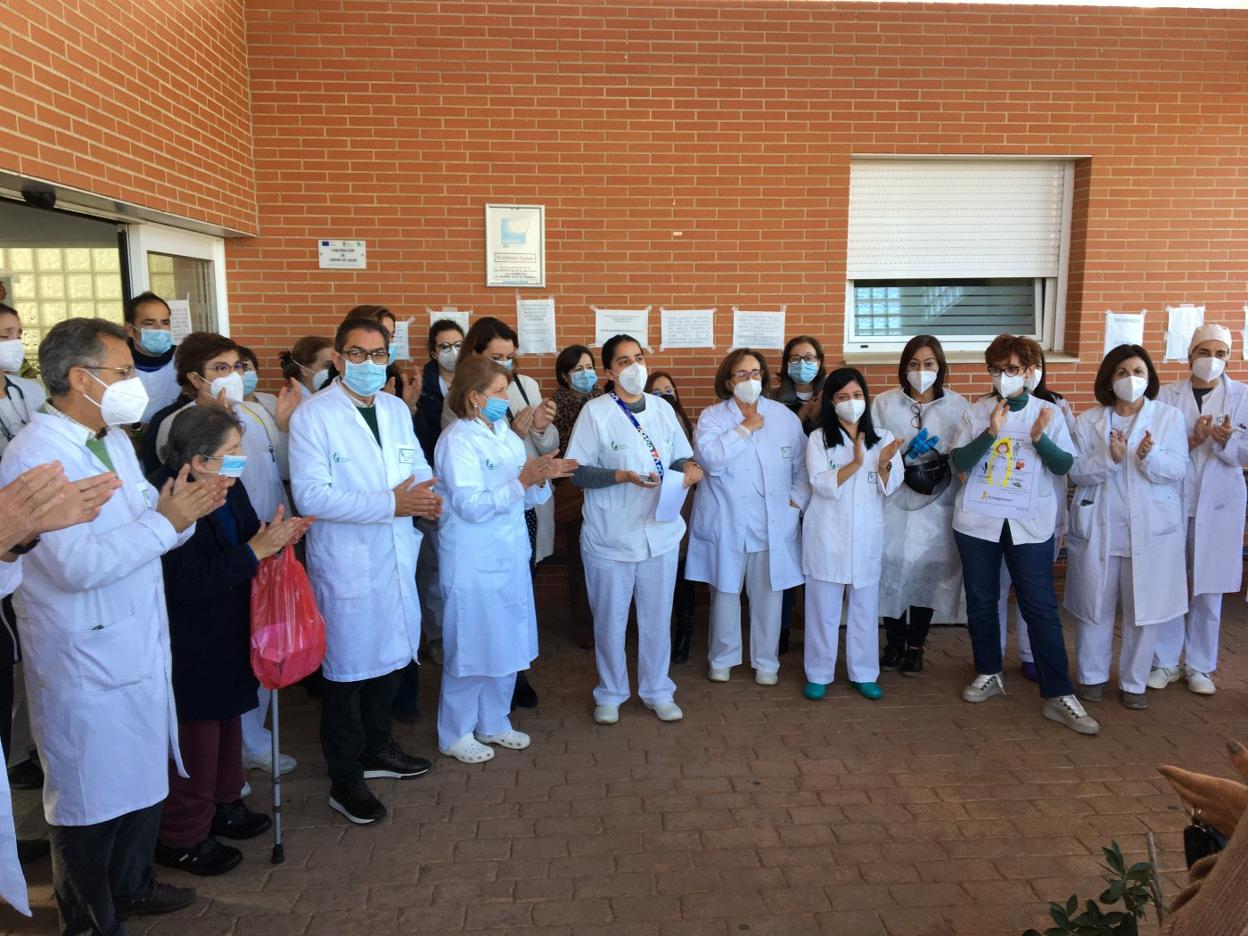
[[610, 392, 664, 480], [237, 402, 277, 462]]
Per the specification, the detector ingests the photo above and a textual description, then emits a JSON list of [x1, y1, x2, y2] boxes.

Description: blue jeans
[[954, 524, 1074, 699]]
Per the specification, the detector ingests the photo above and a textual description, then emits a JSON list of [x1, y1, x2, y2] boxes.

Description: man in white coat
[[290, 315, 443, 826], [1149, 324, 1248, 696], [0, 318, 227, 934]]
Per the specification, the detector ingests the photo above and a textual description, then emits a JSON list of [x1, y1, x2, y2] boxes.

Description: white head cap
[[1189, 323, 1233, 355]]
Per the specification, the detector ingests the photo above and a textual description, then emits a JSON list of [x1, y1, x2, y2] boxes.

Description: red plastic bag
[[250, 548, 326, 690]]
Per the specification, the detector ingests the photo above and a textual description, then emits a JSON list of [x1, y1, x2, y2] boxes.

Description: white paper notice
[[516, 297, 557, 355], [1242, 304, 1248, 362], [391, 319, 411, 360], [732, 307, 786, 350], [427, 307, 471, 333], [317, 239, 366, 270], [1103, 310, 1145, 356], [593, 307, 651, 350], [1164, 304, 1205, 362], [167, 298, 192, 343], [660, 308, 716, 350], [655, 468, 690, 523]]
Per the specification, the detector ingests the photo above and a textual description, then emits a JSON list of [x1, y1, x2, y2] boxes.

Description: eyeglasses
[[987, 365, 1024, 377], [732, 369, 763, 381], [910, 402, 923, 430], [80, 364, 136, 380], [342, 347, 390, 365], [788, 354, 819, 364], [204, 361, 249, 377], [435, 341, 463, 353]]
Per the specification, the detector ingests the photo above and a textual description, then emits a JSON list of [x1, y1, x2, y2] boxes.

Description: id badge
[[397, 445, 417, 466], [137, 480, 157, 510], [867, 471, 878, 485]]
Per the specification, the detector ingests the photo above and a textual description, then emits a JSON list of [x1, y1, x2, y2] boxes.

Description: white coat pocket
[[73, 615, 152, 692]]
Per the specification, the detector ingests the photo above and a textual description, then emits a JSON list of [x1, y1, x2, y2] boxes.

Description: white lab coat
[[0, 375, 45, 458], [0, 412, 190, 826], [1158, 376, 1248, 596], [435, 417, 548, 678], [135, 357, 180, 425], [0, 558, 28, 916], [565, 392, 694, 562], [871, 386, 968, 622], [1064, 400, 1190, 627], [289, 380, 428, 682], [686, 397, 810, 593], [951, 394, 1075, 545], [802, 426, 903, 587]]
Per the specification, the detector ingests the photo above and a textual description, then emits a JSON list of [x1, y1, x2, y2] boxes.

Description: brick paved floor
[[4, 602, 1246, 936]]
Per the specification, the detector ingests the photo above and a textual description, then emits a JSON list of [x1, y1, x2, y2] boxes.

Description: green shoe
[[803, 681, 826, 701], [851, 681, 882, 700]]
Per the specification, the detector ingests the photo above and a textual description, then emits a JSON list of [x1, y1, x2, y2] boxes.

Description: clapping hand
[[1211, 417, 1233, 447], [1030, 406, 1052, 443], [879, 438, 903, 465], [1136, 430, 1154, 461], [989, 399, 1009, 437], [393, 477, 442, 519], [157, 464, 229, 533], [1159, 740, 1248, 838], [510, 406, 535, 437], [533, 399, 557, 432], [1109, 429, 1127, 464], [247, 505, 315, 560], [275, 378, 302, 433]]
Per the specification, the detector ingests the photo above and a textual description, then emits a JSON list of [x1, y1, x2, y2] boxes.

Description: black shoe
[[211, 800, 272, 840], [671, 625, 692, 665], [329, 779, 386, 825], [16, 839, 48, 864], [899, 647, 925, 677], [154, 837, 241, 877], [778, 628, 791, 656], [360, 740, 432, 780], [880, 644, 904, 671], [7, 757, 43, 790], [512, 672, 538, 709], [114, 880, 197, 919], [392, 704, 422, 725]]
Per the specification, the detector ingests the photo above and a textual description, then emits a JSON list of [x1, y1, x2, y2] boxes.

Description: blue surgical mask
[[481, 396, 510, 423], [571, 369, 597, 393], [388, 342, 399, 365], [139, 328, 173, 356], [217, 455, 247, 478], [242, 371, 259, 397], [788, 360, 819, 384], [496, 358, 514, 372], [343, 360, 387, 397]]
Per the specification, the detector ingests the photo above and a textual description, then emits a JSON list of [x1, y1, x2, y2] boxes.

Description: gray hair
[[39, 317, 127, 397], [160, 406, 243, 472]]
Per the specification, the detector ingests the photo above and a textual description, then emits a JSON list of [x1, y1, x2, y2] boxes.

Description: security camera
[[21, 186, 56, 211]]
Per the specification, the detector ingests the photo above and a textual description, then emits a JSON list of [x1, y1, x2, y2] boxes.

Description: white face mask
[[311, 368, 330, 390], [1112, 375, 1148, 404], [437, 348, 459, 373], [0, 339, 24, 373], [616, 363, 647, 396], [907, 370, 937, 394], [85, 372, 150, 426], [1192, 357, 1225, 383], [835, 398, 866, 424], [1025, 368, 1043, 393], [733, 379, 762, 406], [209, 371, 245, 404], [993, 372, 1026, 399]]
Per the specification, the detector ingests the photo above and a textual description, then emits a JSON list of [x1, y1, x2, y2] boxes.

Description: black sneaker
[[7, 757, 43, 790], [329, 779, 387, 825], [880, 644, 904, 671], [899, 647, 925, 677], [212, 800, 272, 840], [512, 672, 538, 709], [114, 880, 197, 919], [361, 740, 433, 780], [154, 838, 242, 877]]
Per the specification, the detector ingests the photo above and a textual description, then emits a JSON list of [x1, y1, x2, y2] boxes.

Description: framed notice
[[485, 204, 545, 288]]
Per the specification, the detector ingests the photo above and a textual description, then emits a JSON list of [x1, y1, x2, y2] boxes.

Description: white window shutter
[[846, 160, 1068, 280]]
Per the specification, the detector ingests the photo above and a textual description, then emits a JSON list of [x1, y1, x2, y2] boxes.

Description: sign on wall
[[485, 205, 545, 287], [317, 239, 367, 270]]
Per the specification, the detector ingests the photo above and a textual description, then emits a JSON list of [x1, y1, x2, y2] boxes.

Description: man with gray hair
[[0, 317, 227, 934]]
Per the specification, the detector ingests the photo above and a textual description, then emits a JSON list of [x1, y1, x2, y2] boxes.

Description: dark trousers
[[954, 525, 1074, 699], [672, 555, 695, 629], [883, 607, 934, 650], [159, 716, 243, 848], [394, 662, 420, 715], [49, 801, 162, 936], [562, 519, 593, 636], [320, 670, 401, 786]]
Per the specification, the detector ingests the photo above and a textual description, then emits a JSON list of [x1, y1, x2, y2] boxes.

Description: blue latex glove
[[905, 428, 940, 460]]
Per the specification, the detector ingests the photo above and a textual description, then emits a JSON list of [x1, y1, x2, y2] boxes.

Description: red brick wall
[[0, 0, 257, 233]]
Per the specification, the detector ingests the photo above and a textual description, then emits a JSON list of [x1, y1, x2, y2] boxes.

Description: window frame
[[125, 222, 230, 335]]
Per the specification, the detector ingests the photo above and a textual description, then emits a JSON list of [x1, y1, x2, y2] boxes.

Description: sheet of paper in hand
[[965, 435, 1037, 521]]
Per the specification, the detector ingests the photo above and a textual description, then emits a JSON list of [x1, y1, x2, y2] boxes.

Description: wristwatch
[[7, 536, 39, 556]]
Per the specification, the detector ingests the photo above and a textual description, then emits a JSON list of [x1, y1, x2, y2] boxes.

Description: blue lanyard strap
[[610, 392, 664, 480]]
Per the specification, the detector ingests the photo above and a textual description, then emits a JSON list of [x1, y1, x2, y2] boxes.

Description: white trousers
[[1153, 519, 1223, 674], [998, 559, 1035, 664], [437, 671, 517, 750], [583, 548, 679, 707], [240, 687, 273, 757], [1074, 557, 1160, 694], [708, 549, 783, 676], [803, 579, 880, 685]]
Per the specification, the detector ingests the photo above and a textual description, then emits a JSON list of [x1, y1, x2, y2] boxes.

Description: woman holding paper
[[1064, 344, 1188, 710], [802, 368, 903, 702], [565, 334, 702, 725], [686, 349, 810, 686], [950, 334, 1098, 736]]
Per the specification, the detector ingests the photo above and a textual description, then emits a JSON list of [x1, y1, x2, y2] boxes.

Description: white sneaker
[[754, 670, 778, 686], [1042, 695, 1100, 736], [593, 705, 619, 725], [708, 667, 730, 683], [1184, 667, 1216, 696], [240, 781, 252, 798], [645, 701, 684, 722], [962, 673, 1004, 703], [475, 729, 531, 750], [1147, 666, 1182, 690], [439, 735, 494, 764], [241, 750, 298, 775]]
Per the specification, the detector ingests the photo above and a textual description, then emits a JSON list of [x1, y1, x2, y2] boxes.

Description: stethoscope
[[0, 377, 30, 443]]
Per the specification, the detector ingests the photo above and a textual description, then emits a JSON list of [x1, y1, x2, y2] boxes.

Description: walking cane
[[270, 688, 284, 864]]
